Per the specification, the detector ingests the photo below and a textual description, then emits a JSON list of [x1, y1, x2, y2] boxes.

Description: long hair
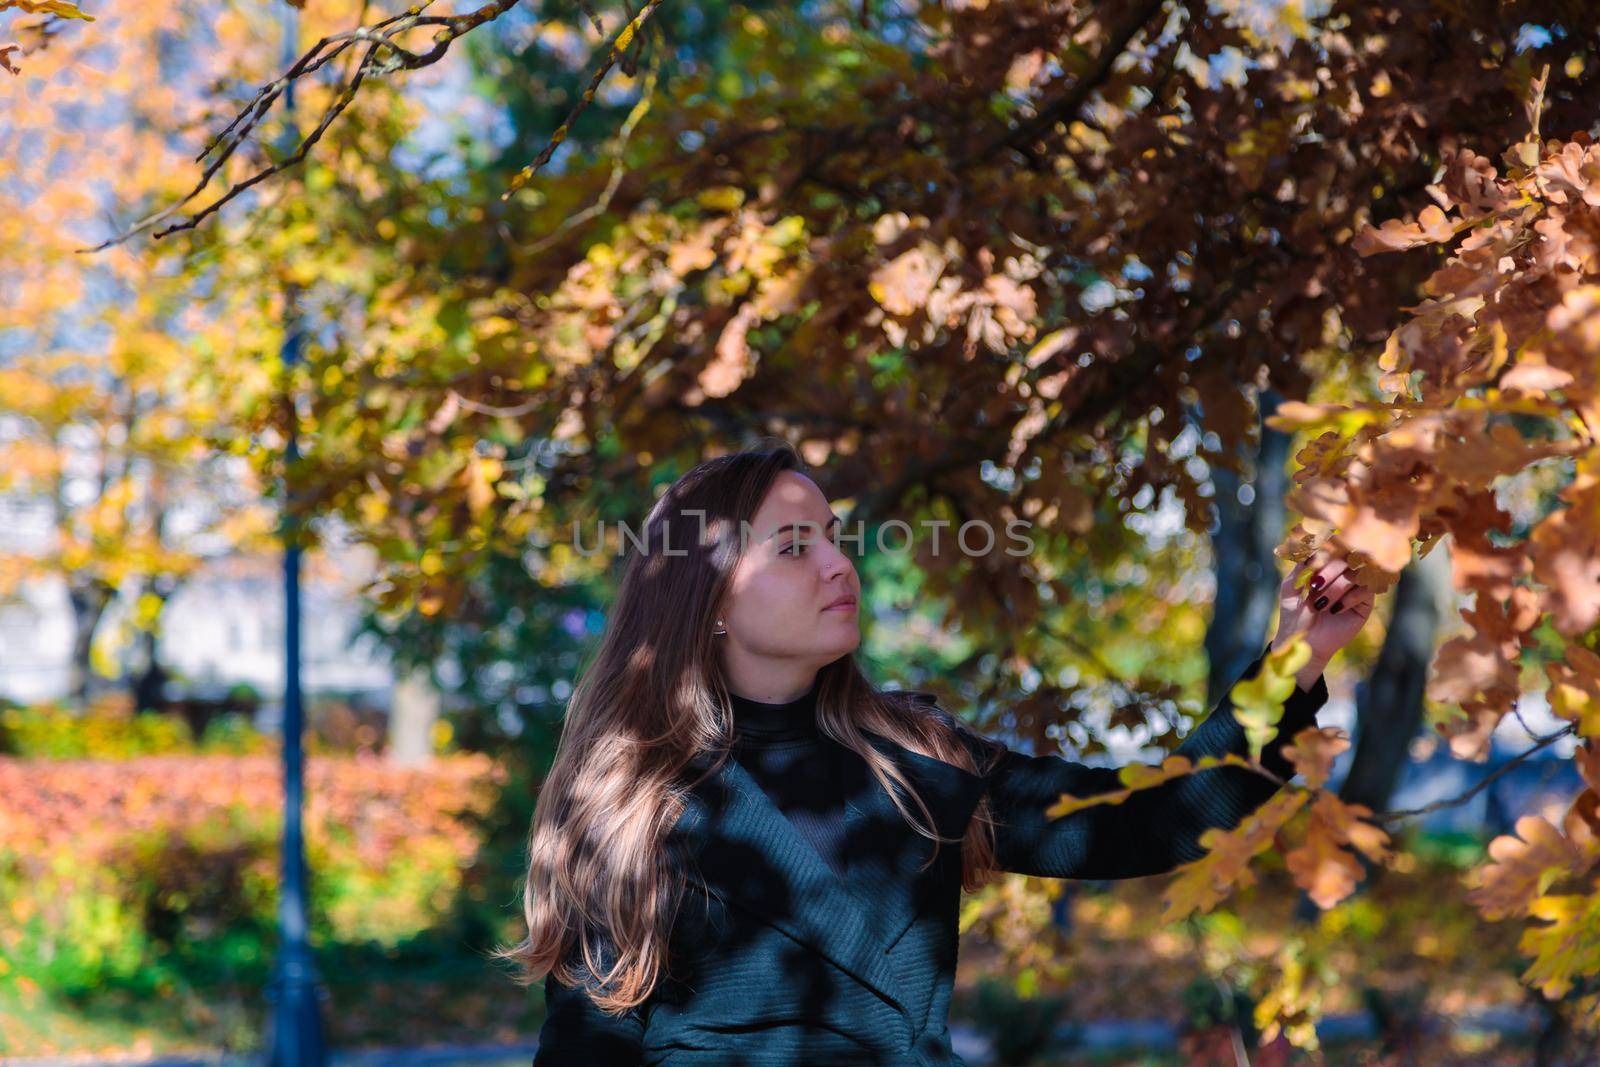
[[491, 439, 1005, 1014]]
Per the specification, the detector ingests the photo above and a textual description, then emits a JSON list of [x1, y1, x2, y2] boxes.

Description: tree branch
[[1373, 723, 1578, 826], [502, 0, 667, 199], [78, 0, 531, 252], [957, 0, 1170, 169]]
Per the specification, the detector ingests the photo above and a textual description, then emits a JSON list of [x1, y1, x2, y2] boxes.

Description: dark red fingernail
[[1309, 575, 1324, 591], [1331, 603, 1342, 614], [1314, 595, 1329, 609]]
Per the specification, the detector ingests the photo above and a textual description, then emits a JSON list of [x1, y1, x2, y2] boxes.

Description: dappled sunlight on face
[[719, 471, 861, 665]]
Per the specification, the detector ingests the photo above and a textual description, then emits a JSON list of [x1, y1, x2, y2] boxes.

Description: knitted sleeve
[[532, 931, 647, 1065], [977, 643, 1330, 880]]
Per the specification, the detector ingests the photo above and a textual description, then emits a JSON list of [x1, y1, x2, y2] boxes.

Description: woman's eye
[[781, 541, 805, 556]]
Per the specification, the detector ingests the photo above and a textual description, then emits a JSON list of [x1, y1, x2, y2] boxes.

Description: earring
[[713, 618, 726, 635]]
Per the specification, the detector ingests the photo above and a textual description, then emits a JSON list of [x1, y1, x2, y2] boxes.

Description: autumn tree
[[57, 0, 1600, 1044], [0, 1, 275, 703]]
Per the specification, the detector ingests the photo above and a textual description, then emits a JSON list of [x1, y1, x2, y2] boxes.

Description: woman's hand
[[1270, 552, 1376, 691]]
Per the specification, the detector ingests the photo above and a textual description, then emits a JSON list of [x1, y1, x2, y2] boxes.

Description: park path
[[0, 1008, 1546, 1067]]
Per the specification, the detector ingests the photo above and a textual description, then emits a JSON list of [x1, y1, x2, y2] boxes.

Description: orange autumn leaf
[[1465, 813, 1600, 922], [1282, 726, 1350, 790], [1160, 789, 1309, 925], [1283, 793, 1390, 911]]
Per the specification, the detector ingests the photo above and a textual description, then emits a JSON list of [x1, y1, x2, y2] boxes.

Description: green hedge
[[0, 702, 278, 760]]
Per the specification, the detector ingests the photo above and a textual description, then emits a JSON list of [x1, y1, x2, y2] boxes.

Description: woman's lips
[[824, 597, 858, 613]]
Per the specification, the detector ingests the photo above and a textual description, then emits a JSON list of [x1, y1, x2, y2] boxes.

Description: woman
[[499, 441, 1374, 1065]]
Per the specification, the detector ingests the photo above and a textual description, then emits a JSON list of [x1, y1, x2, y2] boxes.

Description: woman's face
[[717, 470, 861, 666]]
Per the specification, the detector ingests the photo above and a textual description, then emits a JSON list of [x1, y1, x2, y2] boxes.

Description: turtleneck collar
[[723, 674, 822, 746]]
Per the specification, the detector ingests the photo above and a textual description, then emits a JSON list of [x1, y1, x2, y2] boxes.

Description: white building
[[0, 531, 395, 708]]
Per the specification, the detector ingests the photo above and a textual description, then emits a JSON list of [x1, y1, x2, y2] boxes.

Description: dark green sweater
[[534, 644, 1328, 1064], [724, 673, 858, 881]]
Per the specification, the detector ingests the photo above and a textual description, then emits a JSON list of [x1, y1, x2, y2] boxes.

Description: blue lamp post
[[264, 4, 327, 1064]]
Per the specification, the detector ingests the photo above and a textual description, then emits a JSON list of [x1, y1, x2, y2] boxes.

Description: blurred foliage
[[0, 698, 413, 760], [193, 713, 272, 756], [0, 748, 1589, 1060], [1179, 974, 1259, 1037], [1, 697, 198, 759], [967, 973, 1072, 1066], [0, 752, 505, 1055], [955, 821, 1599, 1060]]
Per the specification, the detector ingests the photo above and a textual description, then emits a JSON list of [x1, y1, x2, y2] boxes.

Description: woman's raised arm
[[972, 644, 1329, 881]]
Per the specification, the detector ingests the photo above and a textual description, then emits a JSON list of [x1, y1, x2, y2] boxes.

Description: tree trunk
[[1206, 385, 1291, 708], [1337, 542, 1453, 813], [130, 575, 178, 712], [66, 580, 113, 707], [1288, 541, 1453, 923], [389, 665, 441, 766], [132, 627, 170, 712]]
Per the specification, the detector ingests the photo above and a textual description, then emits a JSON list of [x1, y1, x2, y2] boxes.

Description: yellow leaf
[[1466, 814, 1594, 921], [131, 592, 165, 630], [1160, 789, 1309, 924], [464, 455, 501, 516], [696, 186, 745, 213], [1231, 637, 1312, 760], [11, 1, 95, 20], [1519, 893, 1600, 999]]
